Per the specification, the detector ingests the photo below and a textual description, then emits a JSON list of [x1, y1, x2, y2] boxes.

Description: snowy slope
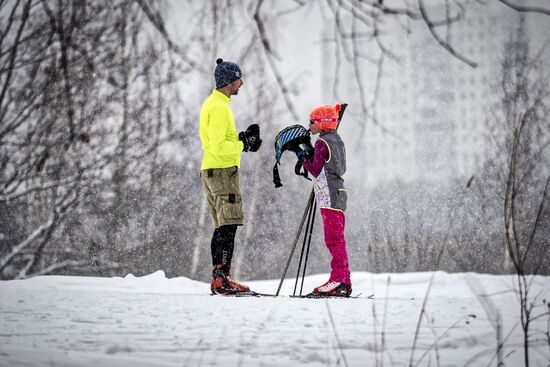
[[1, 271, 549, 366]]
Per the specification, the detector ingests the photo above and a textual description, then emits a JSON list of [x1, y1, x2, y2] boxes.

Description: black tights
[[211, 224, 238, 270]]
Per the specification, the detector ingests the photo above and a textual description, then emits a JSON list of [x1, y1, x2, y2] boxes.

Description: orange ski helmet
[[309, 104, 341, 131]]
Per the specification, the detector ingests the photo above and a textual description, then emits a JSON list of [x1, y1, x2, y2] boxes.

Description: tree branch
[[417, 0, 477, 68], [0, 215, 55, 273], [19, 258, 104, 278], [498, 0, 550, 16], [252, 0, 299, 121], [0, 0, 31, 111], [132, 0, 203, 73]]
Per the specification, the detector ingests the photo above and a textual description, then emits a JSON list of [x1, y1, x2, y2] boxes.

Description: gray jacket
[[312, 130, 347, 211]]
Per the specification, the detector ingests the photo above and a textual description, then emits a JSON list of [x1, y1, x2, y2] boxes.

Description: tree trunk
[[112, 0, 131, 264], [190, 199, 208, 278]]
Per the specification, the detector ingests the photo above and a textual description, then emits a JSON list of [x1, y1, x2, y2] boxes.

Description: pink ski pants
[[320, 208, 351, 284]]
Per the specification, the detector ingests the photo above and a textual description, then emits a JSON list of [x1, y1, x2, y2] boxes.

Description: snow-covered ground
[[1, 271, 549, 366]]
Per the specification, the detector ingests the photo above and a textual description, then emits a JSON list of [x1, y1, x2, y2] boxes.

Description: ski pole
[[299, 200, 317, 296], [276, 189, 315, 296], [293, 197, 315, 296]]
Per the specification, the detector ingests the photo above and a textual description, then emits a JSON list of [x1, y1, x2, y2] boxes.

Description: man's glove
[[239, 124, 262, 152]]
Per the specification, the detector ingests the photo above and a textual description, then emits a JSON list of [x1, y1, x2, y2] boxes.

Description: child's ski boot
[[310, 281, 352, 297]]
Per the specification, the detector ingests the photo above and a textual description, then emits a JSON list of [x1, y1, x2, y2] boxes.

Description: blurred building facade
[[373, 2, 519, 186], [323, 2, 526, 186]]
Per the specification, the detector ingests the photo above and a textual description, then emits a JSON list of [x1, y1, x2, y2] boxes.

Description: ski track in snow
[[0, 271, 549, 366]]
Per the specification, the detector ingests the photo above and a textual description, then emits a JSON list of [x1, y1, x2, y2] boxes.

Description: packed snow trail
[[1, 271, 549, 366]]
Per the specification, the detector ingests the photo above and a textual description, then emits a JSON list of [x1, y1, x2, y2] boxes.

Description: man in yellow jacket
[[199, 58, 262, 295]]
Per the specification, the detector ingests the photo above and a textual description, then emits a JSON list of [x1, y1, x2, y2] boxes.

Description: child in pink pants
[[299, 104, 351, 297]]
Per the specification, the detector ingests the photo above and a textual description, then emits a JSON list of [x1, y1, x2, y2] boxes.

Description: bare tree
[[0, 0, 117, 278], [481, 17, 550, 273], [0, 0, 185, 279], [481, 16, 550, 366]]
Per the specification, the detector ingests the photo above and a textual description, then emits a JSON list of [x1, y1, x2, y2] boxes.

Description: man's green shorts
[[201, 166, 244, 229]]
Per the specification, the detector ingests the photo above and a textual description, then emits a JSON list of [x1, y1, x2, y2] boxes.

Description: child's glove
[[295, 145, 313, 161]]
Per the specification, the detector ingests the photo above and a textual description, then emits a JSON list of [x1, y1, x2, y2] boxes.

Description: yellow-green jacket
[[199, 89, 245, 170]]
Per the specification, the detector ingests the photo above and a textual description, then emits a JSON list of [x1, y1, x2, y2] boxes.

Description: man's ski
[[211, 291, 260, 297], [211, 291, 279, 297]]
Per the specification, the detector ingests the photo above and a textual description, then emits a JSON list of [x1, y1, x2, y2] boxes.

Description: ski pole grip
[[336, 103, 348, 131]]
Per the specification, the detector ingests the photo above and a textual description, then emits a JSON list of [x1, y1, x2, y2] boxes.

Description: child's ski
[[289, 293, 373, 299]]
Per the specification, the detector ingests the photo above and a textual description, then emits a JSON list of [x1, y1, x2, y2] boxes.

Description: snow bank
[[1, 271, 549, 366]]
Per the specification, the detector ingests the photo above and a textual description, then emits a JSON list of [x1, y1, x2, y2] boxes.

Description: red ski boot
[[211, 269, 250, 294]]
